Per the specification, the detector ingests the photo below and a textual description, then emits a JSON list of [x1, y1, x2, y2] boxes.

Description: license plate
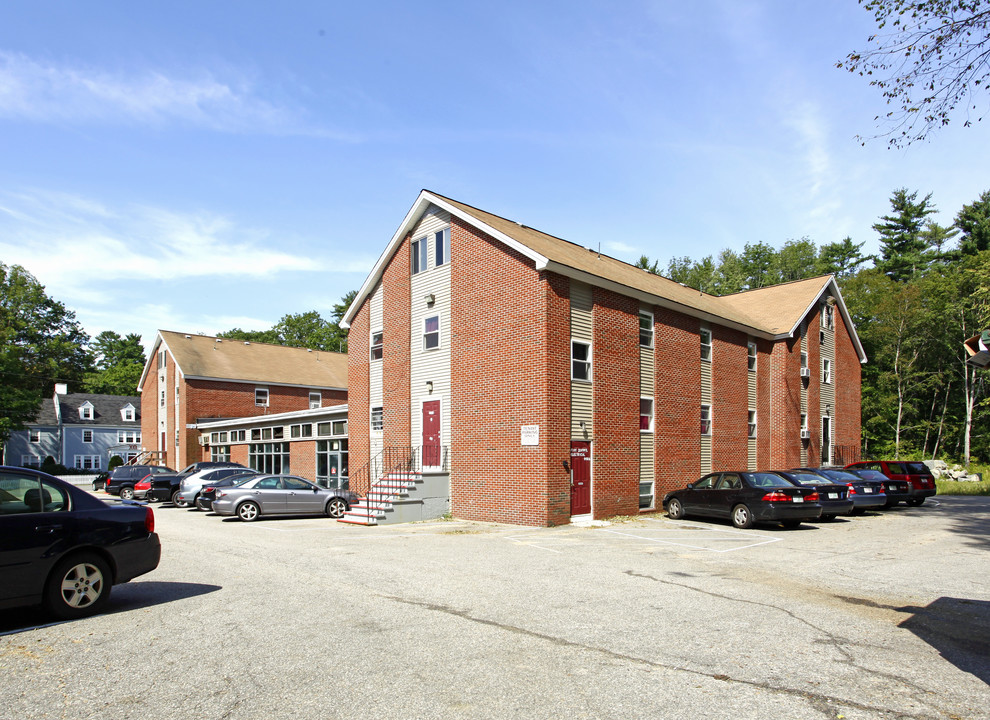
[[792, 496, 804, 503], [863, 488, 873, 494], [828, 493, 838, 499]]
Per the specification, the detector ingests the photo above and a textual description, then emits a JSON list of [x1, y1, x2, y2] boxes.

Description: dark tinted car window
[[692, 475, 716, 490], [819, 469, 860, 482], [789, 472, 823, 486], [887, 462, 905, 473], [255, 477, 281, 490], [0, 473, 69, 514], [905, 462, 931, 474], [283, 477, 311, 490]]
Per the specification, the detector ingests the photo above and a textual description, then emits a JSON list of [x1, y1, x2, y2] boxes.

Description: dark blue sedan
[[0, 467, 161, 619]]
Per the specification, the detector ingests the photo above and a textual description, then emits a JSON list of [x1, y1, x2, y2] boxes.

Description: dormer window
[[121, 404, 136, 422], [79, 402, 94, 420]]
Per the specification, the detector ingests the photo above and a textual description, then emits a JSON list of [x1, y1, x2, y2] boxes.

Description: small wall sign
[[520, 425, 540, 446]]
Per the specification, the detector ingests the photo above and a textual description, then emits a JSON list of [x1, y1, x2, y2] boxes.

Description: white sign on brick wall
[[520, 425, 540, 446]]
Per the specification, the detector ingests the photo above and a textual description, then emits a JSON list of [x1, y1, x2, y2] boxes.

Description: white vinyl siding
[[700, 322, 712, 473], [570, 281, 593, 440], [409, 206, 452, 459], [747, 336, 757, 471], [369, 282, 384, 457], [820, 308, 836, 458], [800, 321, 809, 465]]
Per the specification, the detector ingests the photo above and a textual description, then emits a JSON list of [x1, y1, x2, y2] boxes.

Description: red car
[[844, 460, 937, 506], [132, 474, 155, 501]]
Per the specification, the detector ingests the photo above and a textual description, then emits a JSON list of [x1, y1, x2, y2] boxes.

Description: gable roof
[[343, 190, 866, 362], [31, 393, 141, 427], [137, 331, 348, 391]]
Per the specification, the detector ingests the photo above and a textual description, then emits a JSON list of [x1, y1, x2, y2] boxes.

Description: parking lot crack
[[377, 593, 944, 720]]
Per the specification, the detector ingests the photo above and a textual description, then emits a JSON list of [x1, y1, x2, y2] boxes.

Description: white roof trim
[[341, 190, 549, 329], [782, 277, 867, 363], [194, 404, 349, 429]]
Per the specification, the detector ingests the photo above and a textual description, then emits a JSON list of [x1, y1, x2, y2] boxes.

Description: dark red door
[[570, 441, 591, 515], [422, 400, 441, 467]]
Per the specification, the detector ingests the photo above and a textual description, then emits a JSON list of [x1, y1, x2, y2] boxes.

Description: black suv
[[105, 465, 175, 499]]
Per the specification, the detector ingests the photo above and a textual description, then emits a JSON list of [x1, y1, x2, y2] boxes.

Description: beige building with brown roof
[[138, 331, 347, 469]]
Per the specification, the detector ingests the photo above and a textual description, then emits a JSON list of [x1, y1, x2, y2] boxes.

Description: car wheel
[[781, 519, 801, 529], [119, 486, 134, 500], [44, 554, 111, 620], [907, 497, 925, 506], [237, 501, 260, 522], [667, 498, 685, 520], [731, 504, 753, 529], [325, 497, 348, 519], [174, 494, 191, 509], [190, 493, 202, 511]]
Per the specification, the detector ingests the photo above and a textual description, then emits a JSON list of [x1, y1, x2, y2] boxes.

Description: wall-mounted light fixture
[[579, 420, 586, 429], [825, 404, 832, 415], [424, 293, 435, 305], [426, 381, 433, 393]]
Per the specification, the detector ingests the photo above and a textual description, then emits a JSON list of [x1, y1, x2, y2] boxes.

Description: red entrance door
[[422, 400, 441, 467], [570, 441, 591, 515]]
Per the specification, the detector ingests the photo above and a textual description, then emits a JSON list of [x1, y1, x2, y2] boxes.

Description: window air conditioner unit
[[800, 367, 811, 378], [199, 436, 209, 446], [800, 429, 811, 439]]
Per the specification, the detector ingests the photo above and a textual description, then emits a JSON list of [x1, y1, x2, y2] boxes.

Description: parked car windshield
[[905, 462, 931, 474], [851, 469, 888, 481], [788, 472, 824, 486], [749, 472, 793, 488], [818, 469, 860, 482]]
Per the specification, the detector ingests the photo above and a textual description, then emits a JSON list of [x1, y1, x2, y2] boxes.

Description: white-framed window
[[74, 455, 101, 470], [639, 311, 654, 348], [211, 445, 231, 463], [748, 410, 757, 438], [79, 402, 94, 420], [370, 330, 383, 361], [823, 359, 832, 384], [801, 351, 808, 370], [157, 349, 166, 369], [160, 390, 165, 408], [423, 315, 440, 350], [701, 404, 712, 436], [231, 429, 246, 442], [640, 397, 654, 432], [821, 302, 835, 330], [371, 406, 384, 433], [175, 386, 180, 404], [411, 236, 428, 274], [290, 423, 314, 439], [700, 327, 712, 362], [571, 340, 592, 382], [309, 391, 321, 409], [121, 404, 135, 422], [21, 455, 41, 467], [82, 430, 93, 443], [747, 342, 757, 371], [117, 430, 140, 444], [801, 413, 809, 434], [255, 387, 269, 407], [29, 429, 41, 443], [175, 430, 179, 447], [210, 431, 229, 443], [435, 227, 450, 267]]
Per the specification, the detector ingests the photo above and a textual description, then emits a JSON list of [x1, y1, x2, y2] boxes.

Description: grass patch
[[935, 479, 990, 495]]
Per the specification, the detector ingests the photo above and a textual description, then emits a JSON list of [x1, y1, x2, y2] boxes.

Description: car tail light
[[203, 486, 214, 493], [806, 491, 819, 502], [846, 483, 857, 495], [145, 506, 155, 533], [762, 491, 807, 503]]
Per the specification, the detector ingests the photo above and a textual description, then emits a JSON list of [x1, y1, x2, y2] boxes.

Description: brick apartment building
[[341, 190, 865, 527], [138, 331, 347, 469]]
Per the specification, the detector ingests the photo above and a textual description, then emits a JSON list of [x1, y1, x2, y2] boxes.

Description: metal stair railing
[[349, 445, 449, 521]]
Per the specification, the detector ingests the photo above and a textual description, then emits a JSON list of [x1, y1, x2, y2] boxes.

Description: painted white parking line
[[503, 534, 565, 553], [601, 526, 783, 553]]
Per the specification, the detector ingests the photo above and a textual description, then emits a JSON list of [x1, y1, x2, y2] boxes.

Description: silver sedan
[[211, 475, 357, 522]]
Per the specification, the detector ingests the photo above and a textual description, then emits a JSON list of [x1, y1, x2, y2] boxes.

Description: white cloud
[[0, 51, 356, 138]]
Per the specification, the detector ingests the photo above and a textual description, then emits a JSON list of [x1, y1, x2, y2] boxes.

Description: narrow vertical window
[[640, 398, 654, 432], [571, 340, 592, 381], [823, 359, 832, 384], [371, 406, 384, 433], [801, 352, 809, 378], [700, 328, 712, 362], [370, 331, 383, 361], [639, 311, 654, 348], [435, 228, 450, 267], [412, 237, 428, 274], [747, 342, 757, 371], [700, 405, 712, 436], [82, 430, 93, 443], [748, 410, 757, 438], [29, 430, 40, 443], [801, 413, 809, 439], [423, 315, 440, 350]]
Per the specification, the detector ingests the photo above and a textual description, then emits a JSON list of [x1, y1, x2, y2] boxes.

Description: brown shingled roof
[[154, 331, 347, 388]]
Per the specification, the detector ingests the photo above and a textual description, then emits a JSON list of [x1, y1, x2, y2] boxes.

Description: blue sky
[[1, 1, 988, 352]]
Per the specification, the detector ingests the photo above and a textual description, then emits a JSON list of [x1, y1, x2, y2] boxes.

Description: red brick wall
[[654, 307, 701, 497], [450, 217, 564, 526], [592, 288, 640, 518], [347, 294, 371, 493], [711, 325, 749, 470], [543, 272, 572, 525], [756, 339, 773, 467], [382, 237, 411, 449], [770, 336, 802, 468], [289, 440, 317, 480], [835, 309, 862, 459]]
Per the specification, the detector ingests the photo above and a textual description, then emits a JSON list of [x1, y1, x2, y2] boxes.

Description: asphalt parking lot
[[1, 495, 988, 720]]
